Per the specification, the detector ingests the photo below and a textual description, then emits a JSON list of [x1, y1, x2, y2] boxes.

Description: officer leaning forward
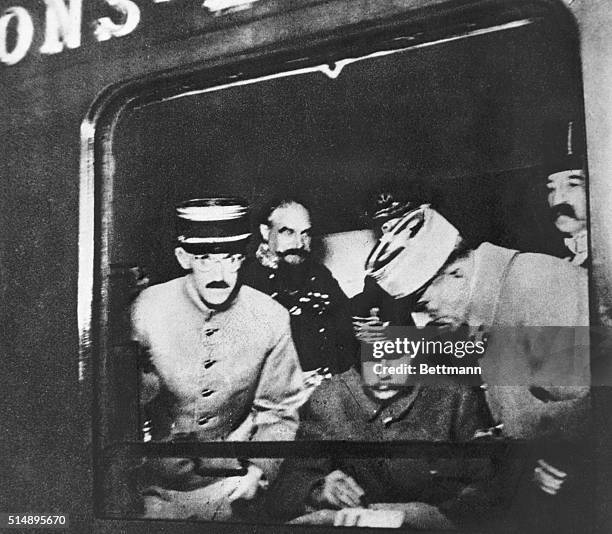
[[131, 197, 306, 521], [241, 198, 357, 374]]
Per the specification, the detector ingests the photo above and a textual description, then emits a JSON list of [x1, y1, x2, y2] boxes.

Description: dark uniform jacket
[[241, 258, 357, 373], [266, 368, 495, 528]]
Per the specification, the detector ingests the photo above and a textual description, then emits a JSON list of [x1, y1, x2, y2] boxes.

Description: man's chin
[[200, 290, 233, 308], [554, 216, 584, 235]]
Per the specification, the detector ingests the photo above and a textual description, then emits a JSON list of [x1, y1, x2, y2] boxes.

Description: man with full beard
[[241, 199, 356, 374]]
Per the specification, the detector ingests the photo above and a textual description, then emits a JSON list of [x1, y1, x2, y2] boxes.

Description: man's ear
[[175, 247, 192, 270], [259, 223, 270, 242]]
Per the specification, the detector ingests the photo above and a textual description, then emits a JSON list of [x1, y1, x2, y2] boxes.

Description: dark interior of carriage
[[94, 9, 591, 530], [110, 17, 582, 286]]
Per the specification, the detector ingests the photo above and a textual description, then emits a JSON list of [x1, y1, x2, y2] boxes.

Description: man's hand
[[352, 307, 389, 344], [227, 464, 265, 502], [534, 459, 567, 495], [310, 470, 365, 509]]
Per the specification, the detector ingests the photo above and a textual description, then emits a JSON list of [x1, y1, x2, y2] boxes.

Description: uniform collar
[[564, 229, 588, 265]]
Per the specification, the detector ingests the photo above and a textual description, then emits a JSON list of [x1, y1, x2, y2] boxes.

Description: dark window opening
[[89, 4, 592, 530]]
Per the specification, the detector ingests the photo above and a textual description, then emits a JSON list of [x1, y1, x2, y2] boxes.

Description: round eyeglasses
[[190, 253, 244, 272]]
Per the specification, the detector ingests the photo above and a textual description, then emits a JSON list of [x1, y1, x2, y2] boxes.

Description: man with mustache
[[546, 120, 588, 266], [131, 198, 306, 521], [241, 198, 357, 373], [265, 352, 495, 529], [374, 204, 590, 532]]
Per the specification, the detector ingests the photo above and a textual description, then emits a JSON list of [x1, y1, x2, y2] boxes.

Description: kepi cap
[[365, 205, 460, 298], [176, 197, 251, 254]]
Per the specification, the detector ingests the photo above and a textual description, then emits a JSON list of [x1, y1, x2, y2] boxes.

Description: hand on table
[[310, 469, 365, 509], [227, 464, 265, 502]]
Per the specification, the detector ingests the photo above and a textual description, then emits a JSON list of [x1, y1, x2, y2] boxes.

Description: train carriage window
[[89, 5, 592, 529]]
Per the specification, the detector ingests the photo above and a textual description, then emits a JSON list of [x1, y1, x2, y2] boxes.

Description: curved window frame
[[77, 0, 592, 528]]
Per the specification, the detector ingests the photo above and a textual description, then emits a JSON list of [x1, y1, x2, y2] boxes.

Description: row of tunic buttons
[[198, 384, 214, 424], [200, 356, 217, 424]]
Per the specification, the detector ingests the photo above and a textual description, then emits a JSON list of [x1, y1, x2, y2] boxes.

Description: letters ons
[[0, 0, 140, 65]]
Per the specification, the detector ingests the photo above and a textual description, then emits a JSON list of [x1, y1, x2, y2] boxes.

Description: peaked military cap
[[176, 197, 251, 254]]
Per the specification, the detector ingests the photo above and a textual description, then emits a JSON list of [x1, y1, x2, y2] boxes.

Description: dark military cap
[[545, 119, 586, 175]]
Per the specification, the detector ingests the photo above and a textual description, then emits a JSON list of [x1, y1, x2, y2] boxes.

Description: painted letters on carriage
[[0, 0, 141, 66], [0, 7, 33, 65]]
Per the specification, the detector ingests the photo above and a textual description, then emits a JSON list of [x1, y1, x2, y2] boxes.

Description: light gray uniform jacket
[[468, 243, 590, 439], [131, 276, 305, 520], [466, 241, 591, 533]]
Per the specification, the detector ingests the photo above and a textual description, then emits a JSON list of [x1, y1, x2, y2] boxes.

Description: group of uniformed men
[[129, 120, 590, 529]]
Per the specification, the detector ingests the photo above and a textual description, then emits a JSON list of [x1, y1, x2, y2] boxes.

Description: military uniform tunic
[[465, 243, 591, 533], [266, 368, 494, 528], [131, 275, 305, 519]]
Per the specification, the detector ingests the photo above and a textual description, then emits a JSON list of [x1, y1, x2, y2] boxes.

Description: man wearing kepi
[[241, 198, 356, 374], [369, 204, 589, 531], [131, 198, 305, 521], [546, 119, 588, 266]]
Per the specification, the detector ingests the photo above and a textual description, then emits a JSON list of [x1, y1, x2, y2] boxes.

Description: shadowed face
[[412, 251, 474, 334], [362, 355, 413, 397], [175, 248, 244, 306], [547, 169, 587, 236], [261, 202, 312, 265]]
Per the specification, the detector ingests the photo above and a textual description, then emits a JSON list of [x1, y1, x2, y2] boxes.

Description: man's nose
[[415, 296, 438, 319], [378, 360, 392, 379], [290, 234, 305, 249], [551, 187, 568, 206], [413, 299, 430, 313], [299, 234, 310, 248], [209, 261, 224, 279]]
